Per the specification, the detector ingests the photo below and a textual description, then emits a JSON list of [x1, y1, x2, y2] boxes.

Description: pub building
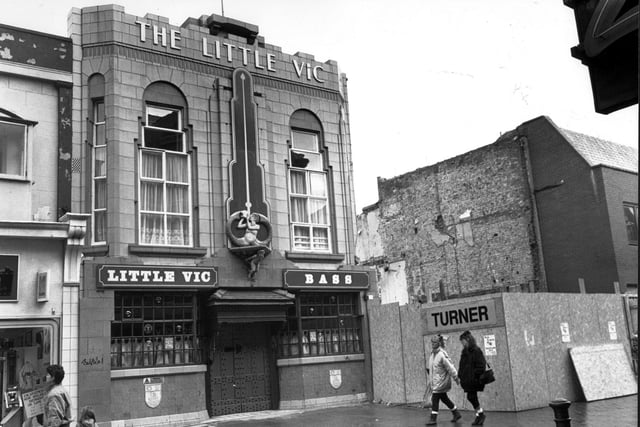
[[68, 5, 372, 426]]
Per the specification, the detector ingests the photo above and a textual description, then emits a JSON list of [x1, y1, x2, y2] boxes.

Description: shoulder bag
[[479, 362, 495, 385]]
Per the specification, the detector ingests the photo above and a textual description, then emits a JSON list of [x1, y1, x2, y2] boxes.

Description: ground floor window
[[0, 322, 56, 420], [279, 292, 362, 357], [111, 292, 202, 368]]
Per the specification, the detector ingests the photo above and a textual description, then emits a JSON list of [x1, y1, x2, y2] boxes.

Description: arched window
[[288, 110, 330, 252], [139, 82, 191, 246]]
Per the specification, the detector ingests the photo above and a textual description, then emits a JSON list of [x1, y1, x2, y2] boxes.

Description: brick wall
[[519, 117, 623, 292], [373, 134, 538, 300]]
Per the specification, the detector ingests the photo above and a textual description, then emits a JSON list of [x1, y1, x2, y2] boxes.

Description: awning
[[207, 289, 295, 323]]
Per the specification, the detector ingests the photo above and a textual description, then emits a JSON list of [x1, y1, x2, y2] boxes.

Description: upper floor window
[[0, 120, 27, 179], [139, 105, 191, 246], [624, 204, 638, 245], [0, 255, 18, 301], [289, 129, 330, 252], [92, 101, 107, 243]]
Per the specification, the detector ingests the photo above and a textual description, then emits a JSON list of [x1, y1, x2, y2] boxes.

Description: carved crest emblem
[[143, 377, 163, 408], [329, 369, 342, 390]]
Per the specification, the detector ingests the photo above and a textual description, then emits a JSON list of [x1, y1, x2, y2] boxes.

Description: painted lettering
[[136, 20, 150, 42], [450, 309, 458, 325], [164, 271, 175, 282], [201, 271, 211, 282], [140, 271, 153, 282], [478, 305, 488, 321], [332, 274, 339, 284], [202, 37, 213, 57], [319, 274, 328, 284], [345, 275, 352, 285], [305, 274, 314, 284], [107, 269, 118, 281], [127, 270, 140, 281], [431, 312, 440, 327], [458, 308, 468, 323], [182, 271, 193, 282], [468, 307, 478, 322]]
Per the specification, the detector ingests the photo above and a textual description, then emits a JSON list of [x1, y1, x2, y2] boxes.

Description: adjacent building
[[0, 23, 89, 426], [66, 5, 371, 426], [357, 116, 637, 302]]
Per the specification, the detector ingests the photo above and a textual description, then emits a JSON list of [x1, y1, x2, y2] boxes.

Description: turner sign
[[423, 300, 497, 333], [97, 265, 217, 289]]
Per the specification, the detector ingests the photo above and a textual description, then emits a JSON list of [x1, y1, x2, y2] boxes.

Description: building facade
[[357, 116, 637, 301], [67, 5, 371, 426], [0, 24, 89, 426]]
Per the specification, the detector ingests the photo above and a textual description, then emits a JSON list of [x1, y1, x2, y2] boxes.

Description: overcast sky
[[3, 0, 637, 210]]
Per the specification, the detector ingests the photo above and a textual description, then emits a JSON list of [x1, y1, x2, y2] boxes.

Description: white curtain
[[291, 197, 308, 223], [141, 213, 163, 244], [290, 170, 306, 194], [309, 199, 327, 224]]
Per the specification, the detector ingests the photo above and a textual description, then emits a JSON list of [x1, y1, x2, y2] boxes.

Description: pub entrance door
[[208, 323, 277, 415]]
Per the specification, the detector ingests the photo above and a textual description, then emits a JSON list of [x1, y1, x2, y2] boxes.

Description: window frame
[[278, 292, 363, 358], [138, 104, 192, 247], [110, 291, 203, 369], [0, 254, 20, 302], [288, 129, 331, 253], [0, 119, 28, 180], [92, 100, 107, 244], [623, 203, 638, 245]]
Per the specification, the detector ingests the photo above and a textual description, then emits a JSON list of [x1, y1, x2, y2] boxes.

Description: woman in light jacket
[[426, 334, 461, 425]]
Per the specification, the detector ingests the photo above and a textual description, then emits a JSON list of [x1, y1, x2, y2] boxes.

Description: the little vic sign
[[97, 265, 217, 289]]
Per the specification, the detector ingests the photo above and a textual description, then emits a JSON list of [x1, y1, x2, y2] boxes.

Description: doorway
[[208, 323, 277, 415]]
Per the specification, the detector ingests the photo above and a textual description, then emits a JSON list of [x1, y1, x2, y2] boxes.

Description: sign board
[[561, 322, 571, 343], [21, 387, 47, 418], [284, 270, 369, 290], [483, 335, 497, 356], [329, 369, 342, 389], [423, 299, 498, 333], [608, 321, 617, 340], [97, 265, 217, 289]]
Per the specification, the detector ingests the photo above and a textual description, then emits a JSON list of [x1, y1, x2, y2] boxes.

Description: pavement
[[188, 394, 638, 427]]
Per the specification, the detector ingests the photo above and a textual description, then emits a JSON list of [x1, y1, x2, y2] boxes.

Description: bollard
[[549, 398, 572, 427]]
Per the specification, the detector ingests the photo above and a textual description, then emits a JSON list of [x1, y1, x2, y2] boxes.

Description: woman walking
[[458, 330, 487, 425], [426, 334, 461, 425]]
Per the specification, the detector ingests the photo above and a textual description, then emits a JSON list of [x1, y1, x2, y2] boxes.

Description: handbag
[[479, 362, 495, 385]]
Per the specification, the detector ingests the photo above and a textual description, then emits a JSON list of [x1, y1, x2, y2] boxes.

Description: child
[[78, 407, 98, 427]]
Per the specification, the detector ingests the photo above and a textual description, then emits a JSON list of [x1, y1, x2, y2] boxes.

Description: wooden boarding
[[569, 343, 637, 401]]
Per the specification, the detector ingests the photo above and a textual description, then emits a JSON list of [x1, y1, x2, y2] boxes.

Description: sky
[[3, 0, 638, 211]]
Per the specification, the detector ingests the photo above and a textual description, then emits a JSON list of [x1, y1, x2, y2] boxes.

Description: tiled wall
[[62, 285, 79, 416]]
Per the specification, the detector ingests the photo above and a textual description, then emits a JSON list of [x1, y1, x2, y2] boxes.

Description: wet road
[[191, 394, 637, 427]]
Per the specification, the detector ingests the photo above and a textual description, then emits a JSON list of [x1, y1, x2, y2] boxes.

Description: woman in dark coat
[[458, 330, 487, 426]]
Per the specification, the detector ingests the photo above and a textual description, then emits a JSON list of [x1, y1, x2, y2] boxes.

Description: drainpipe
[[519, 136, 548, 292]]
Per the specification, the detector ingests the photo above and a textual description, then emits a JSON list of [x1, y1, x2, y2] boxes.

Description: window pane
[[147, 106, 180, 130], [166, 154, 188, 183], [94, 211, 107, 242], [291, 150, 322, 171], [291, 197, 308, 222], [95, 122, 105, 146], [141, 182, 163, 211], [168, 216, 190, 246], [0, 122, 25, 176], [141, 151, 163, 179], [94, 146, 107, 177], [312, 228, 329, 250], [292, 131, 317, 151], [141, 214, 164, 244], [290, 170, 307, 194], [0, 255, 19, 300], [624, 206, 638, 243], [95, 178, 107, 209], [293, 226, 311, 250], [96, 102, 105, 122], [167, 184, 189, 213], [144, 128, 183, 152], [309, 172, 326, 197], [309, 199, 328, 224]]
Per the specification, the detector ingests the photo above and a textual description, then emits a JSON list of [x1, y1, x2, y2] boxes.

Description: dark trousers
[[466, 391, 480, 409], [431, 392, 456, 412]]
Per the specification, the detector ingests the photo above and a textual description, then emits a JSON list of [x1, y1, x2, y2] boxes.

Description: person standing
[[43, 364, 72, 427], [426, 334, 462, 425], [458, 330, 487, 425]]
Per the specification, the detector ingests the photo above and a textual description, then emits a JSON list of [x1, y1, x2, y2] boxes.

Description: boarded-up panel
[[368, 301, 405, 403], [399, 303, 428, 404], [569, 343, 637, 401]]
